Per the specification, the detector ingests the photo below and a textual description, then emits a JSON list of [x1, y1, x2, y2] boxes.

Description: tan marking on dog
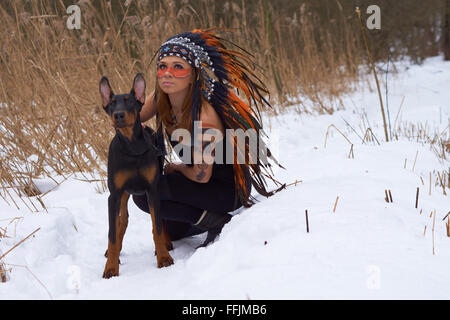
[[113, 110, 136, 141], [103, 192, 130, 278], [103, 214, 120, 278], [162, 220, 173, 251], [114, 170, 134, 190], [139, 164, 157, 184], [117, 192, 129, 252]]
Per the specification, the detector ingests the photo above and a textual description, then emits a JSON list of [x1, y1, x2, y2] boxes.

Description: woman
[[133, 29, 283, 247]]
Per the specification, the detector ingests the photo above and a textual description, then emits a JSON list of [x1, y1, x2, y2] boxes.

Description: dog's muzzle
[[113, 111, 126, 127]]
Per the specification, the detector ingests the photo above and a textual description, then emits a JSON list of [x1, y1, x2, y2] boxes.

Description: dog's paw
[[103, 262, 119, 279], [157, 254, 174, 268]]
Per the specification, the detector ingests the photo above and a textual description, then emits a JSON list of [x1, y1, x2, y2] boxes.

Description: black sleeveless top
[[166, 129, 235, 185]]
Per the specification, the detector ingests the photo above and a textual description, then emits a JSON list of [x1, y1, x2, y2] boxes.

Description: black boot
[[194, 210, 232, 248]]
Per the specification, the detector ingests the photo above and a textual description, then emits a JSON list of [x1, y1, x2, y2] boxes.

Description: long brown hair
[[155, 69, 203, 134]]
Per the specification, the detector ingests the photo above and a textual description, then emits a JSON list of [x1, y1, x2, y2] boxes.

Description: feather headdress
[[155, 29, 285, 207]]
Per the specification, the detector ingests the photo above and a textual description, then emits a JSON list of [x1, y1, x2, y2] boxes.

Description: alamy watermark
[[366, 5, 381, 30], [69, 4, 380, 31], [170, 121, 279, 169], [66, 265, 81, 292], [366, 265, 381, 290], [66, 5, 81, 30]]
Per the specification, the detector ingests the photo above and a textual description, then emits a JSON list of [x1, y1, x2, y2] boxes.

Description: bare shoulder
[[200, 102, 224, 134]]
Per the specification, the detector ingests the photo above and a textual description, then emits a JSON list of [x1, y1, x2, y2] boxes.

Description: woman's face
[[157, 56, 193, 95]]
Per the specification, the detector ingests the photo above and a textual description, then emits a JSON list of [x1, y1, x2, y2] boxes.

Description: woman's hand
[[163, 163, 181, 174]]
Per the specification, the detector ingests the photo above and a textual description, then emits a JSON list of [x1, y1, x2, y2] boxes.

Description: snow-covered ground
[[0, 56, 449, 299]]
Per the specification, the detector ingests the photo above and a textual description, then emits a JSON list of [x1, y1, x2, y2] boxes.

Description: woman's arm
[[140, 90, 156, 122], [174, 162, 212, 183], [168, 102, 225, 183]]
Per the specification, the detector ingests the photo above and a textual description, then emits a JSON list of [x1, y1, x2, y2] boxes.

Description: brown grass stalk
[[305, 209, 309, 233], [0, 227, 40, 260], [355, 7, 389, 142], [0, 253, 10, 283], [324, 124, 353, 148], [333, 196, 339, 213], [5, 263, 52, 299], [432, 209, 436, 255], [415, 187, 419, 209], [0, 1, 364, 210], [437, 171, 447, 195], [412, 150, 419, 172], [429, 172, 432, 195], [446, 216, 450, 237]]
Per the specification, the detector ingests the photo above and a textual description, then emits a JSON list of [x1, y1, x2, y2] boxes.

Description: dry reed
[[355, 7, 389, 142], [0, 0, 363, 209], [333, 196, 339, 213], [305, 209, 309, 233], [432, 209, 436, 255], [0, 227, 40, 260], [446, 216, 450, 237]]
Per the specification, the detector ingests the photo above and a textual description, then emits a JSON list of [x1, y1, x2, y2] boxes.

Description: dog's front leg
[[146, 189, 174, 268], [104, 193, 129, 262], [117, 192, 130, 253], [103, 193, 122, 278]]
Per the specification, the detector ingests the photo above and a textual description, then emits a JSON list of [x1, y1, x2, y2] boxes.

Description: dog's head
[[99, 73, 146, 131]]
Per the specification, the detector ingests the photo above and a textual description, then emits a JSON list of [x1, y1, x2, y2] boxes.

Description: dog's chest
[[111, 164, 158, 194], [108, 148, 159, 194]]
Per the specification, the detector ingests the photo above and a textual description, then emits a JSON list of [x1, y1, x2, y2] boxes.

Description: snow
[[1, 55, 449, 299]]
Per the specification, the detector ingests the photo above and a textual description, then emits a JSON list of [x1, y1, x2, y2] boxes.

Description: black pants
[[132, 170, 243, 241]]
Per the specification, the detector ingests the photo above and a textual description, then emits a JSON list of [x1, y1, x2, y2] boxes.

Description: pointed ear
[[132, 73, 146, 104], [99, 76, 113, 108]]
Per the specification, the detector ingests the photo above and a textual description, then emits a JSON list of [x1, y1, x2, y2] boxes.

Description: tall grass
[[0, 0, 363, 209]]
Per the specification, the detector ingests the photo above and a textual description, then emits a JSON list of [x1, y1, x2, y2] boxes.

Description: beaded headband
[[157, 37, 212, 68], [157, 36, 217, 102]]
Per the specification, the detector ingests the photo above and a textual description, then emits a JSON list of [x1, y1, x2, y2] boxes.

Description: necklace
[[171, 114, 178, 125], [171, 108, 182, 126]]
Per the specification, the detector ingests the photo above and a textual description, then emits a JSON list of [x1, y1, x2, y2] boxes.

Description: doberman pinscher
[[99, 73, 173, 279]]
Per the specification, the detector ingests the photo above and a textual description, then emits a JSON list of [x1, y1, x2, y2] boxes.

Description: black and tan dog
[[99, 73, 173, 279]]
